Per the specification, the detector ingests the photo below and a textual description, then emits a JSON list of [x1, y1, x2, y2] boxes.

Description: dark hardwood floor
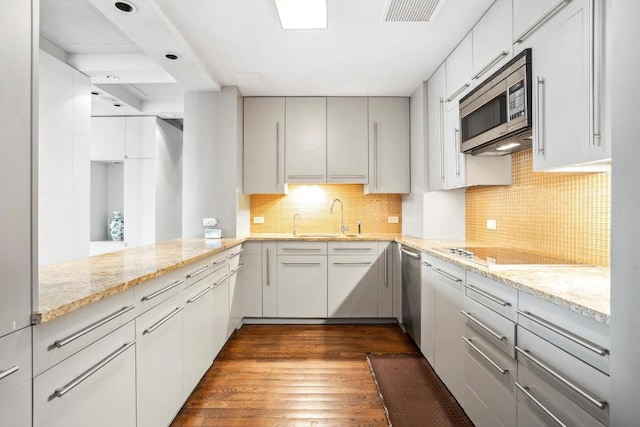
[[171, 324, 418, 427]]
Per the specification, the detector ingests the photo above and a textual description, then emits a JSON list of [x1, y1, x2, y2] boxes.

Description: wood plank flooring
[[171, 324, 418, 427]]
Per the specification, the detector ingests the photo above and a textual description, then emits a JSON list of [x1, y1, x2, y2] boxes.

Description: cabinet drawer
[[183, 248, 237, 290], [33, 288, 136, 376], [516, 327, 609, 426], [464, 330, 517, 399], [135, 268, 186, 315], [33, 322, 136, 427], [328, 254, 378, 317], [465, 271, 518, 321], [463, 297, 516, 357], [0, 327, 32, 396], [430, 256, 465, 284], [518, 292, 610, 374], [277, 241, 327, 255], [0, 380, 31, 427], [465, 356, 516, 427], [328, 241, 378, 255], [277, 255, 328, 318]]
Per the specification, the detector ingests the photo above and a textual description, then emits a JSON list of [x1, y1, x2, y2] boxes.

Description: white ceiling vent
[[382, 0, 445, 22]]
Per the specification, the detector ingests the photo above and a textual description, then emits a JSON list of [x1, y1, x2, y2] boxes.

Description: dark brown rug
[[367, 353, 473, 427]]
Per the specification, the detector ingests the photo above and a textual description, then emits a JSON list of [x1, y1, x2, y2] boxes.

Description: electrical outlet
[[486, 219, 497, 230], [202, 217, 217, 227], [253, 216, 264, 224], [388, 216, 399, 224]]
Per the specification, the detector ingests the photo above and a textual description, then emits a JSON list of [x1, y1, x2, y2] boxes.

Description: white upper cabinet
[[243, 97, 286, 194], [445, 34, 473, 111], [516, 0, 608, 170], [365, 97, 410, 194], [285, 97, 327, 183], [472, 0, 513, 84], [443, 106, 467, 189], [91, 117, 125, 161], [125, 117, 156, 159], [427, 64, 447, 191], [327, 97, 369, 184], [513, 0, 566, 45]]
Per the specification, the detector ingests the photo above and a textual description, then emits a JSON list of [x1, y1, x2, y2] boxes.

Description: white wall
[[610, 0, 640, 424], [155, 118, 183, 242], [182, 87, 249, 238], [38, 51, 91, 265]]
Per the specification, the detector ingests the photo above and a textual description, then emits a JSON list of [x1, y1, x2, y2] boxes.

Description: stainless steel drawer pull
[[330, 175, 366, 179], [461, 311, 507, 342], [53, 341, 135, 398], [282, 248, 322, 252], [515, 346, 608, 410], [433, 268, 462, 283], [464, 284, 511, 307], [515, 382, 567, 427], [187, 264, 213, 279], [473, 51, 508, 80], [384, 249, 389, 288], [463, 337, 508, 375], [281, 262, 322, 265], [332, 262, 373, 265], [54, 305, 135, 348], [266, 248, 271, 286], [142, 280, 185, 301], [214, 273, 231, 286], [333, 247, 373, 251], [514, 0, 572, 44], [186, 286, 213, 304], [421, 262, 432, 268], [400, 248, 420, 258], [516, 310, 609, 356], [230, 264, 244, 275], [228, 248, 244, 259], [287, 174, 324, 180], [143, 306, 184, 335], [446, 83, 471, 102], [0, 365, 19, 381], [213, 256, 230, 266]]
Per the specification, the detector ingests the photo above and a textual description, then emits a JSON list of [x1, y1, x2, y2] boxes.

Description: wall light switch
[[487, 219, 497, 230], [253, 216, 265, 224], [388, 216, 399, 224]]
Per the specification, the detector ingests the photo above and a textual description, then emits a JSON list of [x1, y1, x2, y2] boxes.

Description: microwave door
[[460, 82, 508, 153]]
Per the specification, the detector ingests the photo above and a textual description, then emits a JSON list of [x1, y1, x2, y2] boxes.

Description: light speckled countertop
[[35, 234, 610, 325]]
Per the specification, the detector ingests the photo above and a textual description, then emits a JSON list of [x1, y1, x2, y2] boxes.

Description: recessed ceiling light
[[113, 103, 123, 108], [91, 91, 101, 96], [113, 1, 136, 13], [106, 74, 120, 81], [163, 113, 176, 118], [164, 53, 181, 61], [274, 0, 327, 29]]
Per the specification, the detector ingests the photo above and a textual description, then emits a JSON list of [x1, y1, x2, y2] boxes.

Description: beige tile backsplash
[[466, 150, 610, 267]]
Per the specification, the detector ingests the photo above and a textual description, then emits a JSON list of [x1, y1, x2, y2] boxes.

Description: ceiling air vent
[[382, 0, 444, 22]]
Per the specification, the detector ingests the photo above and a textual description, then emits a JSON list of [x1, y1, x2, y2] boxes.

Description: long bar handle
[[330, 174, 367, 179], [142, 280, 185, 301], [332, 262, 373, 265], [287, 175, 324, 180], [535, 77, 545, 155], [515, 346, 607, 410], [230, 264, 244, 275], [446, 83, 470, 103], [143, 306, 184, 335], [464, 284, 511, 307], [591, 0, 602, 147], [433, 268, 463, 283], [473, 51, 509, 80], [54, 305, 135, 348], [276, 121, 280, 191], [187, 265, 212, 279], [384, 248, 389, 288], [228, 248, 244, 259], [187, 286, 213, 304], [373, 121, 378, 189], [463, 337, 508, 375], [332, 247, 372, 251], [516, 310, 609, 356], [514, 0, 572, 44], [0, 365, 19, 381], [421, 262, 432, 268], [400, 247, 420, 259], [53, 341, 135, 398], [439, 98, 445, 183], [213, 256, 230, 266], [461, 311, 506, 342], [515, 382, 568, 427], [266, 248, 271, 286], [281, 262, 322, 265], [455, 128, 461, 176], [282, 248, 322, 252]]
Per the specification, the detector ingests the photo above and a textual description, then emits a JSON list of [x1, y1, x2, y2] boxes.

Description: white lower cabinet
[[234, 242, 263, 320], [0, 381, 31, 427], [277, 254, 327, 317], [136, 293, 185, 427], [0, 327, 32, 427], [328, 254, 378, 317], [34, 322, 136, 427], [420, 254, 436, 365], [377, 242, 394, 318], [212, 273, 230, 356]]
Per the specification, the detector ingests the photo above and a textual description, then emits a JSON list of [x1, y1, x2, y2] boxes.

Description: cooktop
[[435, 246, 583, 269]]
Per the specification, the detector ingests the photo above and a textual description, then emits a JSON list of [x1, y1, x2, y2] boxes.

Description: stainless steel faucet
[[293, 213, 301, 235], [330, 198, 349, 236]]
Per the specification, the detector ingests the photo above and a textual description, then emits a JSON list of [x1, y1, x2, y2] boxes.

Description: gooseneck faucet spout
[[330, 198, 349, 236], [293, 213, 301, 235]]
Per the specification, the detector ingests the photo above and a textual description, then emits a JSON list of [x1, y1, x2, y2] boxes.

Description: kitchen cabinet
[[365, 97, 410, 194], [427, 64, 447, 191], [377, 242, 394, 318], [472, 0, 512, 83], [211, 270, 230, 356], [443, 106, 467, 189], [136, 293, 185, 427], [243, 97, 286, 194], [34, 323, 136, 427], [327, 242, 379, 317], [226, 252, 243, 338], [445, 33, 473, 111], [327, 97, 369, 183], [420, 254, 436, 365], [90, 117, 126, 161], [515, 0, 608, 170], [232, 242, 263, 323], [0, 381, 31, 427], [0, 327, 32, 427], [262, 242, 278, 317], [513, 0, 568, 45], [285, 97, 327, 183]]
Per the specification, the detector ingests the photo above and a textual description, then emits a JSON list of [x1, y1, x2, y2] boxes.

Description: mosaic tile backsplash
[[466, 150, 610, 267], [250, 184, 402, 235]]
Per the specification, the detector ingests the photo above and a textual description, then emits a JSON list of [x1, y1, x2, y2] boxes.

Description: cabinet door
[[243, 97, 286, 194], [420, 256, 436, 365], [377, 242, 393, 318], [327, 97, 368, 183], [513, 0, 567, 44], [427, 64, 447, 191], [226, 263, 243, 338], [90, 117, 126, 160], [124, 116, 156, 159], [183, 277, 215, 398], [234, 243, 263, 319], [262, 243, 278, 317], [0, 326, 32, 427], [285, 97, 327, 183], [34, 323, 136, 427], [136, 294, 184, 427], [328, 255, 378, 317], [366, 97, 410, 194], [443, 106, 466, 189], [0, 381, 31, 427], [445, 33, 473, 111], [277, 255, 327, 318], [211, 276, 230, 357], [472, 0, 512, 83]]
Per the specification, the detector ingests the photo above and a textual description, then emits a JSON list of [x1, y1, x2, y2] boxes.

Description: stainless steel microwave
[[459, 48, 532, 156]]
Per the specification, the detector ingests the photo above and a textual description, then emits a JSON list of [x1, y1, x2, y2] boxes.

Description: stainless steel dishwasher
[[400, 245, 421, 347]]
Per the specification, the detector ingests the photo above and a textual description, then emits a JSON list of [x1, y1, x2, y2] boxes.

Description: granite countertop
[[35, 234, 610, 325]]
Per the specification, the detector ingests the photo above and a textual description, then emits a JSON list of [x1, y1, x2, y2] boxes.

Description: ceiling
[[39, 0, 496, 117]]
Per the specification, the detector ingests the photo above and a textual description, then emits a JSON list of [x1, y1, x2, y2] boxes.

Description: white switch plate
[[253, 216, 265, 224], [202, 217, 217, 227], [388, 216, 399, 224], [486, 219, 497, 230]]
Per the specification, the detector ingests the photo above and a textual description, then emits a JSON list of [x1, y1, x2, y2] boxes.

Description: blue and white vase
[[108, 211, 124, 241]]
